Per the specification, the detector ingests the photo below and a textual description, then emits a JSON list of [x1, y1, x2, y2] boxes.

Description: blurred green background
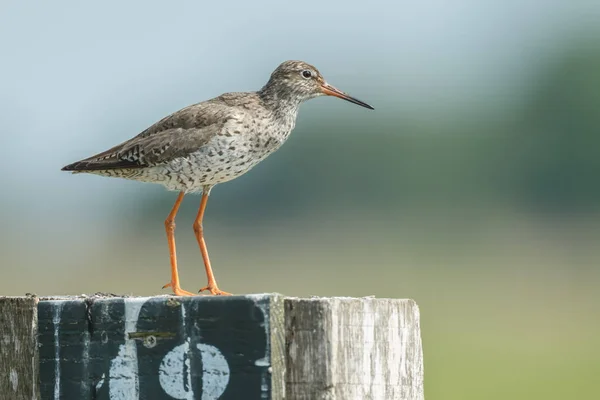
[[1, 1, 599, 399]]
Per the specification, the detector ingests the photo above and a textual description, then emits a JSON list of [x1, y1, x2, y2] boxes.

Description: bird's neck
[[258, 84, 302, 122]]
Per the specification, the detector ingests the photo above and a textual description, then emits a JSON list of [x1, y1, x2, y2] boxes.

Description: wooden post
[[284, 297, 423, 400], [0, 296, 40, 400], [0, 295, 423, 400]]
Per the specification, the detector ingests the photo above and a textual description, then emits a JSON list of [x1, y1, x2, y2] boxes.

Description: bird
[[61, 60, 374, 296]]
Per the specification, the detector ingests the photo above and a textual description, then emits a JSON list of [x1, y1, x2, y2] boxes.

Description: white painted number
[[159, 340, 230, 400]]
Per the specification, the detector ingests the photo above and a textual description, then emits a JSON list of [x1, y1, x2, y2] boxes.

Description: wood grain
[[0, 296, 39, 400], [285, 297, 424, 400]]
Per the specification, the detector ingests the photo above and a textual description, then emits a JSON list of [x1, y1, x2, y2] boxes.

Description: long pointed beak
[[321, 82, 374, 110]]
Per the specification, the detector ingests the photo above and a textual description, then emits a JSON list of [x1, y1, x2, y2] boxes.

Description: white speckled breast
[[129, 110, 296, 193]]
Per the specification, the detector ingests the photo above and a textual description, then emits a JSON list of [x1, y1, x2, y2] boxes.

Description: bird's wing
[[62, 100, 236, 171]]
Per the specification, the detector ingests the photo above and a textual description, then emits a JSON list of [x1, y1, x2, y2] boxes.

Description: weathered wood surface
[[285, 297, 423, 400], [0, 296, 39, 400], [0, 295, 423, 400]]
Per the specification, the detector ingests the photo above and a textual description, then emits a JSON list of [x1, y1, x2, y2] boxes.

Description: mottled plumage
[[62, 60, 373, 296]]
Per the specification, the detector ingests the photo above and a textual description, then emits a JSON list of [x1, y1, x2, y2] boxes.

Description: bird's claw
[[162, 282, 196, 296], [198, 284, 232, 296]]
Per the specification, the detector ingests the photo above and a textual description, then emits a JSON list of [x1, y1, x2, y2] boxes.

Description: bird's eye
[[301, 70, 312, 79]]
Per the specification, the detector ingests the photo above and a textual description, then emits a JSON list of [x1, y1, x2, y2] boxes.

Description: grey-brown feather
[[62, 100, 233, 171]]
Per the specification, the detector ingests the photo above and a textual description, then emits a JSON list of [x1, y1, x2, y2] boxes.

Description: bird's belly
[[157, 137, 284, 192], [106, 130, 290, 193]]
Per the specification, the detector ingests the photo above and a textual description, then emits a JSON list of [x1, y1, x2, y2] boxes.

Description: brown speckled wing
[[62, 100, 233, 171]]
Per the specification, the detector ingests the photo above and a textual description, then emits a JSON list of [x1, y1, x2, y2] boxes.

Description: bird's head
[[263, 60, 374, 110]]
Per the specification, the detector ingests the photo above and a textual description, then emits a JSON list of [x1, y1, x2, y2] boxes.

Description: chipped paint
[[96, 373, 105, 392], [158, 337, 230, 399], [108, 297, 149, 399], [81, 329, 90, 397], [52, 301, 64, 400], [251, 295, 271, 399], [197, 343, 230, 400], [159, 339, 194, 400], [9, 368, 18, 391]]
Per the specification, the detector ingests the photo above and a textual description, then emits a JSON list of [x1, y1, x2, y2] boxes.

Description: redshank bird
[[62, 60, 373, 296]]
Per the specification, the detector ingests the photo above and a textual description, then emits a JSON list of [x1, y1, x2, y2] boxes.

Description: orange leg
[[193, 189, 231, 296], [162, 191, 195, 296]]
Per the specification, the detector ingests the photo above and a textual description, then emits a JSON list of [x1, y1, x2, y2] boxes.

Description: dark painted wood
[[37, 295, 283, 400]]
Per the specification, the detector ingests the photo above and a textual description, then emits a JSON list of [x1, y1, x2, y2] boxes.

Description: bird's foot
[[199, 283, 232, 296], [162, 281, 196, 296]]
